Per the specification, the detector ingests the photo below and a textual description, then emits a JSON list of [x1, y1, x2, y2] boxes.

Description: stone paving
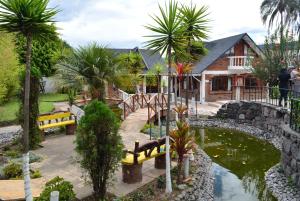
[[0, 108, 165, 200]]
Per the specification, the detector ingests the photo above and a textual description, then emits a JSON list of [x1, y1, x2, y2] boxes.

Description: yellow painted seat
[[38, 120, 75, 130], [122, 145, 166, 165]]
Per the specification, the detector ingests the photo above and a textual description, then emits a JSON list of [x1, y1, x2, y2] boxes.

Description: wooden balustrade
[[120, 93, 168, 122]]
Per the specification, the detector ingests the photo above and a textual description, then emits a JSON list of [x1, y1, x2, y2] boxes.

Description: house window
[[245, 77, 257, 89], [212, 76, 231, 91], [225, 47, 235, 56]]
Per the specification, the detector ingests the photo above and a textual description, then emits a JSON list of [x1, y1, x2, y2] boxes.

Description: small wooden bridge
[[119, 92, 168, 123]]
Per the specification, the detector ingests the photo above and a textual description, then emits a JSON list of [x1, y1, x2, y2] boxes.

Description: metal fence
[[290, 98, 300, 133], [231, 86, 300, 110]]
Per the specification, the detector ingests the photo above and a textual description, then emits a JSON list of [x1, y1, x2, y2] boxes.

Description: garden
[[0, 0, 300, 200]]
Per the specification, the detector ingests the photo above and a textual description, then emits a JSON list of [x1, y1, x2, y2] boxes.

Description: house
[[108, 33, 265, 104], [172, 33, 265, 103]]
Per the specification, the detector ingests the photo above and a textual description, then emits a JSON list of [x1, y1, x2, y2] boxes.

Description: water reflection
[[194, 127, 280, 201]]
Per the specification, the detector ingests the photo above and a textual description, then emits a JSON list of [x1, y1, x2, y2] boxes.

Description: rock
[[238, 114, 245, 120]]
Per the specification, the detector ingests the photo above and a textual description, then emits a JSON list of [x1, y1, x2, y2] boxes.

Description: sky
[[49, 0, 268, 48]]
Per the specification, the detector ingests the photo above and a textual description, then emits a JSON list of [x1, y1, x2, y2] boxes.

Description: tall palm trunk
[[23, 33, 33, 201], [165, 46, 172, 193]]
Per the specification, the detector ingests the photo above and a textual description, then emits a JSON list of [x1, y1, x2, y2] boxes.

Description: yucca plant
[[170, 121, 195, 183], [179, 3, 209, 112], [145, 0, 185, 193]]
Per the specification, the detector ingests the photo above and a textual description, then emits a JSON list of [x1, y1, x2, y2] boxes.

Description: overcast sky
[[49, 0, 268, 48]]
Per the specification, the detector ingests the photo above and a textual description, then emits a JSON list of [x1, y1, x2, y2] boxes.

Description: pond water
[[193, 127, 280, 201]]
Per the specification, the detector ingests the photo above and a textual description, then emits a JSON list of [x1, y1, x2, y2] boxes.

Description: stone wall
[[281, 124, 300, 187], [216, 101, 290, 138], [216, 101, 300, 188]]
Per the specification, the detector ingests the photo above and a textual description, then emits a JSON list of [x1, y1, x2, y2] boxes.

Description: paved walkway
[[0, 108, 162, 200]]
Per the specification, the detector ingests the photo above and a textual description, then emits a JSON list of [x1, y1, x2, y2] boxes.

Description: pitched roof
[[110, 47, 164, 72], [192, 33, 246, 74], [192, 33, 263, 74]]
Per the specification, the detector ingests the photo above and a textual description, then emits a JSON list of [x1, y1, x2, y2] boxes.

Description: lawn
[[0, 93, 68, 124]]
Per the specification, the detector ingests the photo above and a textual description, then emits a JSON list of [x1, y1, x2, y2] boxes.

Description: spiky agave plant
[[170, 121, 195, 183]]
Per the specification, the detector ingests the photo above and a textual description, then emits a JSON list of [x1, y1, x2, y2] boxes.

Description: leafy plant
[[37, 176, 75, 201], [157, 175, 166, 189], [173, 104, 188, 121], [76, 101, 123, 200], [170, 121, 195, 183], [4, 149, 21, 158], [31, 169, 42, 178], [3, 162, 22, 179], [57, 43, 119, 101], [67, 88, 76, 106]]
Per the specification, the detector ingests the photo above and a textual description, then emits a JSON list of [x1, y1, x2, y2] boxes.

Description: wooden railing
[[121, 93, 151, 119], [147, 93, 168, 123], [228, 56, 253, 67], [120, 93, 168, 122]]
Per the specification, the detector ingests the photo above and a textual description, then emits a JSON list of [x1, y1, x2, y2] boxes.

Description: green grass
[[39, 93, 68, 102], [0, 93, 68, 123]]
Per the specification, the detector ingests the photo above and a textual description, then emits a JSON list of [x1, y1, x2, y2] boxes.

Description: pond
[[193, 127, 280, 201]]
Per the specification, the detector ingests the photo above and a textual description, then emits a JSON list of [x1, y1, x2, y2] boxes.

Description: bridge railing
[[147, 93, 168, 123], [121, 93, 151, 119]]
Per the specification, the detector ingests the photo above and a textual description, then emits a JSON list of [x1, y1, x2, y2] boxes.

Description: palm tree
[[179, 3, 209, 113], [145, 0, 185, 193], [57, 43, 118, 101], [261, 0, 295, 41], [0, 0, 57, 200]]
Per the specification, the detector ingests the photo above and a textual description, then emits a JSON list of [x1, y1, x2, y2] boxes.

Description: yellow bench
[[122, 138, 167, 184], [37, 111, 77, 135]]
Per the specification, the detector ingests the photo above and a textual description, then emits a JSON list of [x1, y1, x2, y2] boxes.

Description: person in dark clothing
[[278, 68, 291, 107]]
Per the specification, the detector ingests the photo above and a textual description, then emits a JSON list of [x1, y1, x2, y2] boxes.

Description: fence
[[290, 98, 300, 133], [231, 86, 300, 110]]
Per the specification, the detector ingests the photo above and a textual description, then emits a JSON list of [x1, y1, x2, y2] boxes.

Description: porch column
[[143, 76, 146, 94], [200, 72, 206, 104]]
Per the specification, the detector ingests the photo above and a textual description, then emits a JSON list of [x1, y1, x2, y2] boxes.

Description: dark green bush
[[157, 175, 165, 189], [37, 176, 75, 201], [76, 101, 123, 200], [3, 162, 22, 179]]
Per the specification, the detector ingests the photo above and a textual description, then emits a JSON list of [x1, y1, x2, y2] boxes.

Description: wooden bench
[[37, 111, 77, 136], [122, 138, 168, 184]]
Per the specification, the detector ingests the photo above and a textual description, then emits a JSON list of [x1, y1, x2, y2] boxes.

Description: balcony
[[228, 56, 254, 74]]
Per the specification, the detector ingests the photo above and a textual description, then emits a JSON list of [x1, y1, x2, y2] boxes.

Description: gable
[[192, 33, 264, 74]]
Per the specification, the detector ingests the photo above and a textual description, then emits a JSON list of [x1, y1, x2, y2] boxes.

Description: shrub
[[157, 176, 165, 189], [76, 101, 123, 200], [31, 169, 42, 178], [4, 150, 21, 158], [3, 162, 22, 179], [37, 176, 75, 201]]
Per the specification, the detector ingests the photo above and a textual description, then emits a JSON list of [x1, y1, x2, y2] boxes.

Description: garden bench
[[122, 138, 168, 184], [37, 111, 77, 136]]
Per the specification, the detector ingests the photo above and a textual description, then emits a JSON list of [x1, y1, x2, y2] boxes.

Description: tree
[[260, 0, 296, 42], [15, 25, 63, 149], [179, 3, 209, 112], [57, 43, 118, 101], [252, 32, 299, 86], [75, 101, 123, 200], [0, 0, 58, 200], [117, 52, 144, 93], [0, 32, 20, 104], [145, 0, 185, 193]]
